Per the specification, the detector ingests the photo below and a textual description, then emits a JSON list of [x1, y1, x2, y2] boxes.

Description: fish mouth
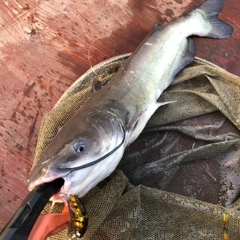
[[28, 166, 71, 195], [50, 178, 72, 202], [28, 175, 71, 202]]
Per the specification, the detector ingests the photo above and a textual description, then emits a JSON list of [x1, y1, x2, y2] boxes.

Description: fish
[[28, 0, 233, 201]]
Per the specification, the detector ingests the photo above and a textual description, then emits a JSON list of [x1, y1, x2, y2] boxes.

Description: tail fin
[[198, 0, 233, 38]]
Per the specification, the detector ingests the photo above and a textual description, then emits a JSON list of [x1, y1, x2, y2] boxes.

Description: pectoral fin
[[129, 109, 147, 133], [130, 101, 175, 132], [127, 101, 176, 145]]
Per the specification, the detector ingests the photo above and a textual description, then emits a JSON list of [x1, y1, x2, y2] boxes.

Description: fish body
[[28, 0, 233, 200]]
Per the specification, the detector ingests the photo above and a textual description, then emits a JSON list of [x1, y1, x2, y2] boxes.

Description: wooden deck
[[0, 0, 239, 229]]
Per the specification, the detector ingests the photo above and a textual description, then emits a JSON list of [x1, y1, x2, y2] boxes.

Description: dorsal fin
[[153, 22, 164, 29], [91, 77, 102, 92]]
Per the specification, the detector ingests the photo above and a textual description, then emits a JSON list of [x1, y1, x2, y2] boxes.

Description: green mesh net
[[33, 54, 240, 239]]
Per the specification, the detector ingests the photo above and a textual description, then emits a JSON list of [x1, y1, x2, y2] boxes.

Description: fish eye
[[73, 141, 85, 154]]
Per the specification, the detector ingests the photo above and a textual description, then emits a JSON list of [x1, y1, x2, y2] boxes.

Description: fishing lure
[[68, 195, 88, 238]]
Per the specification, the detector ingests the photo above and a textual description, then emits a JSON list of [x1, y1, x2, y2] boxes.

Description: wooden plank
[[0, 0, 238, 230]]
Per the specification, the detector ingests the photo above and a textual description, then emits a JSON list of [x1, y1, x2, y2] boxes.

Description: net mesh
[[32, 54, 240, 239]]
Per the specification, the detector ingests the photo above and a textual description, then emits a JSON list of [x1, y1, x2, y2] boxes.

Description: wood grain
[[0, 0, 239, 230]]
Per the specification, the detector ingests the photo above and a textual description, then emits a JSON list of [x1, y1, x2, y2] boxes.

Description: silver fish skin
[[28, 0, 233, 200]]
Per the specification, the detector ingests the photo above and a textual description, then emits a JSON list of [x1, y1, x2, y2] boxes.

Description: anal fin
[[172, 38, 196, 77], [182, 37, 195, 66]]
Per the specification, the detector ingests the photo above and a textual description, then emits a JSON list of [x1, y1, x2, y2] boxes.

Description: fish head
[[28, 111, 125, 201]]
